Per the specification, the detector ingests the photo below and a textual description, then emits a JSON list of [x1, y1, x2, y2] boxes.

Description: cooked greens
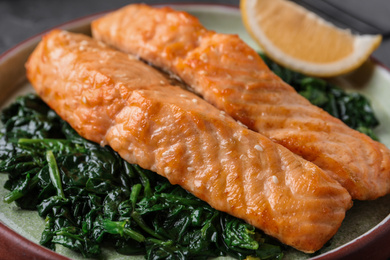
[[0, 54, 380, 259], [0, 94, 283, 259]]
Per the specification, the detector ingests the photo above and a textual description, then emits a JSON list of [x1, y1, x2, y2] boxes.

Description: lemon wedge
[[240, 0, 382, 77]]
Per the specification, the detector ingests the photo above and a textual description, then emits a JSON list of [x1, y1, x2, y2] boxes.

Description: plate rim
[[0, 3, 390, 260]]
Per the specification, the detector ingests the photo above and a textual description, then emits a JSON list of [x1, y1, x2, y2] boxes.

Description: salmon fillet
[[25, 30, 352, 253], [91, 4, 390, 200]]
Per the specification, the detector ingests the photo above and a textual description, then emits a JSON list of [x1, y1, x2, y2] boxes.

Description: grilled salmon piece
[[92, 4, 390, 200], [26, 30, 351, 253]]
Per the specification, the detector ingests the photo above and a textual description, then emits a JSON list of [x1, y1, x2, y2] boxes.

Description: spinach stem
[[102, 219, 145, 242], [18, 138, 83, 153], [131, 211, 164, 240], [134, 165, 152, 198], [130, 184, 142, 210], [46, 150, 65, 198], [3, 173, 39, 203]]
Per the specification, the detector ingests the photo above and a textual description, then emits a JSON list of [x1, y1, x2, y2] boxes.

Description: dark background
[[0, 0, 389, 67]]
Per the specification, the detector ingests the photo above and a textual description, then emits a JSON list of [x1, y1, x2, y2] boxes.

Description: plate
[[1, 4, 390, 260]]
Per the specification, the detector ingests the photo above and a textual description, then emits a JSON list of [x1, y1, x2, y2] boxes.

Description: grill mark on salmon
[[91, 4, 390, 200], [26, 30, 351, 253]]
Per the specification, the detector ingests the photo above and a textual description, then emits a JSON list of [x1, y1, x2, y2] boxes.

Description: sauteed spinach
[[0, 54, 380, 259]]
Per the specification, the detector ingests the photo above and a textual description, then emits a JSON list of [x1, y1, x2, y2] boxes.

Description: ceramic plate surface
[[0, 4, 390, 260]]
